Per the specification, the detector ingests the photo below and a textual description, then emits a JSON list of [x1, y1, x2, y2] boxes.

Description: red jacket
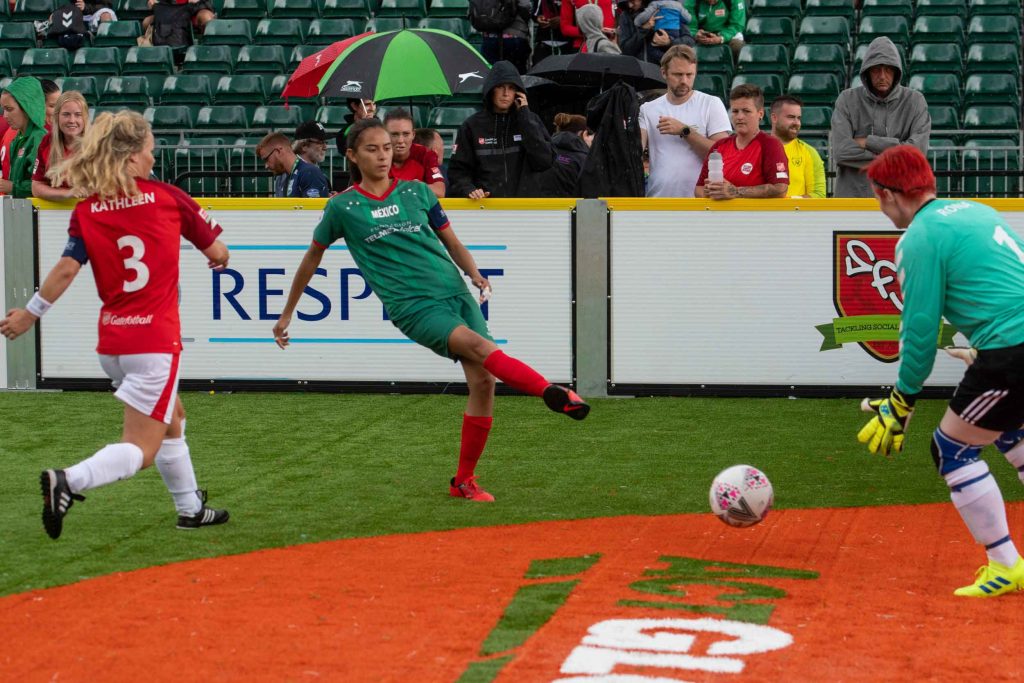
[[561, 0, 615, 49]]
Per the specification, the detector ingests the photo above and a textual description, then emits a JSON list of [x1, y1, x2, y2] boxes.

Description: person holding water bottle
[[695, 83, 789, 200]]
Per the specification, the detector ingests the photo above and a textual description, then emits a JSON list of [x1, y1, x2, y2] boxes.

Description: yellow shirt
[[783, 138, 826, 198]]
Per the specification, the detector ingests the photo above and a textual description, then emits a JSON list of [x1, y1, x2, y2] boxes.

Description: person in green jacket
[[0, 77, 47, 199], [683, 0, 746, 59]]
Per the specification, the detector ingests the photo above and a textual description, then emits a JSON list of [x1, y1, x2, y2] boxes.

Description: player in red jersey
[[0, 110, 231, 539], [384, 108, 445, 198]]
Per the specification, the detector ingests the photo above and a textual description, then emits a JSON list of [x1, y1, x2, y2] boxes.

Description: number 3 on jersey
[[117, 235, 150, 292]]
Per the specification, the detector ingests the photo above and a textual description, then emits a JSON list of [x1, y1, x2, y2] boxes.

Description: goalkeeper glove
[[858, 389, 916, 456]]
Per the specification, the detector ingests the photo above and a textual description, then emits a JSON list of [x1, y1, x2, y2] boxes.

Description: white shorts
[[99, 353, 181, 424]]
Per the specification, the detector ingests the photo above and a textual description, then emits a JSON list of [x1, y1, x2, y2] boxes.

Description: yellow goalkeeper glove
[[857, 389, 915, 456]]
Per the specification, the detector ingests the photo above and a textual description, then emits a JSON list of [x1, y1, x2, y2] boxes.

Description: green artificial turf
[[1, 391, 1021, 597]]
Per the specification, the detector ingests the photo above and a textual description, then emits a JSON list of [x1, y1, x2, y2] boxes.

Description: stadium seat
[[966, 15, 1021, 44], [916, 0, 967, 18], [197, 105, 252, 131], [911, 15, 965, 46], [315, 105, 351, 128], [269, 0, 318, 17], [251, 105, 306, 128], [744, 17, 796, 45], [182, 45, 237, 74], [802, 0, 855, 22], [122, 46, 176, 74], [797, 16, 851, 47], [927, 138, 960, 193], [0, 49, 13, 79], [54, 75, 98, 103], [289, 45, 323, 70], [214, 74, 269, 105], [144, 105, 196, 131], [427, 105, 478, 133], [748, 0, 801, 19], [694, 44, 734, 78], [791, 44, 846, 79], [693, 72, 728, 102], [906, 73, 962, 108], [71, 47, 123, 76], [90, 104, 134, 123], [967, 0, 1018, 14], [426, 0, 468, 17], [307, 18, 359, 43], [965, 43, 1020, 75], [116, 0, 153, 21], [18, 49, 71, 78], [908, 43, 963, 76], [799, 106, 832, 131], [173, 140, 227, 195], [93, 21, 143, 47], [963, 73, 1020, 107], [13, 0, 56, 21], [364, 17, 412, 32], [417, 18, 472, 39], [0, 23, 38, 52], [203, 19, 256, 45], [319, 0, 372, 18], [927, 105, 961, 134], [376, 0, 426, 17], [786, 73, 842, 107], [736, 44, 790, 76], [160, 74, 215, 105], [857, 15, 910, 49], [962, 138, 1020, 196], [730, 73, 784, 102], [802, 135, 829, 166], [861, 0, 913, 20], [255, 18, 306, 45], [220, 0, 269, 19], [100, 75, 152, 107], [234, 45, 288, 74], [962, 105, 1020, 134]]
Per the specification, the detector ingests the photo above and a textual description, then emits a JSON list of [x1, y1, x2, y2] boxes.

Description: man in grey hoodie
[[830, 37, 930, 198]]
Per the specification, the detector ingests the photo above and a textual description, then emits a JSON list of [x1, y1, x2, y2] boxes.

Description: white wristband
[[25, 292, 53, 318]]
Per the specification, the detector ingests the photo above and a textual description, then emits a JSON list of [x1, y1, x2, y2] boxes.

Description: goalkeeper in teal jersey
[[272, 119, 589, 503], [859, 145, 1024, 598]]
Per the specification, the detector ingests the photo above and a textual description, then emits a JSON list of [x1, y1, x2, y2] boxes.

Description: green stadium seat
[[965, 43, 1020, 75], [18, 48, 71, 78], [906, 73, 962, 108], [799, 106, 832, 131], [801, 135, 829, 165], [255, 18, 306, 44], [968, 0, 1019, 15], [308, 18, 359, 43], [0, 23, 40, 51], [730, 73, 784, 102], [966, 15, 1021, 44], [798, 16, 851, 46], [857, 15, 911, 49], [911, 15, 965, 45], [13, 0, 56, 21], [963, 73, 1020, 107], [234, 45, 288, 73], [220, 0, 269, 19], [144, 105, 196, 131], [94, 21, 143, 47], [252, 104, 306, 128], [962, 105, 1020, 133], [962, 138, 1020, 196], [319, 0, 372, 18], [0, 76, 13, 91], [315, 105, 351, 128], [116, 0, 154, 21], [791, 44, 847, 78], [364, 17, 412, 32], [748, 0, 801, 19], [916, 0, 967, 18], [0, 49, 17, 79], [214, 74, 269, 105], [693, 72, 728, 102], [90, 104, 134, 123], [802, 0, 855, 22], [928, 105, 961, 132], [695, 44, 734, 78], [269, 0, 318, 17], [197, 105, 251, 131], [100, 75, 152, 107], [203, 19, 256, 45], [736, 44, 790, 76], [160, 74, 215, 105], [71, 47, 123, 76], [376, 0, 426, 17], [908, 43, 963, 76], [417, 18, 472, 39], [289, 45, 324, 70], [56, 77, 101, 103], [427, 105, 478, 134], [861, 0, 913, 20], [123, 46, 176, 74], [426, 0, 468, 17], [927, 138, 960, 193], [182, 45, 236, 74], [173, 140, 227, 195], [786, 72, 842, 107], [744, 17, 796, 44]]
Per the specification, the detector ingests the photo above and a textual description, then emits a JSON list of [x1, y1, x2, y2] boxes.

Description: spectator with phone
[[448, 61, 554, 199]]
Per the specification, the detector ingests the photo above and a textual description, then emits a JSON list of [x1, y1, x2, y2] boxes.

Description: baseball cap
[[295, 120, 327, 142]]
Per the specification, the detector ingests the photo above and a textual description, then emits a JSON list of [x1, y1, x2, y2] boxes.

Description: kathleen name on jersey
[[90, 192, 157, 213]]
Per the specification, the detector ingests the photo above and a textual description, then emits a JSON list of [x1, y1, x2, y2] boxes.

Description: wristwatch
[[679, 126, 691, 138]]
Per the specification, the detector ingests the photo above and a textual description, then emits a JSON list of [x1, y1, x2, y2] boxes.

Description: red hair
[[865, 145, 936, 197]]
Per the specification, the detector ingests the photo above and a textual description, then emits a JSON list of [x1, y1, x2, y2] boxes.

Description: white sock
[[64, 443, 144, 494], [154, 437, 202, 515], [945, 460, 1020, 567]]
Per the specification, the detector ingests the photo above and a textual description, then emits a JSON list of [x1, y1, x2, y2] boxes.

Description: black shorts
[[949, 341, 1024, 432]]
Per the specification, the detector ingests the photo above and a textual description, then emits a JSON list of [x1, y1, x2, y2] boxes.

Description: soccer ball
[[709, 465, 774, 528]]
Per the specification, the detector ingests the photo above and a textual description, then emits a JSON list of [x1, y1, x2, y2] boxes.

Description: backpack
[[46, 4, 88, 49], [468, 0, 517, 33], [152, 1, 193, 48]]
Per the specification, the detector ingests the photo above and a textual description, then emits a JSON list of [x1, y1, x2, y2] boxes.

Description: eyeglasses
[[260, 147, 281, 164]]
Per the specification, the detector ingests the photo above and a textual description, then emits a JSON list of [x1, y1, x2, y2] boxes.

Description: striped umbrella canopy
[[316, 29, 491, 102], [282, 32, 374, 101]]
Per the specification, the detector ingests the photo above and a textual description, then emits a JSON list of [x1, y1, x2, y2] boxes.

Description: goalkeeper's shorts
[[949, 341, 1024, 431]]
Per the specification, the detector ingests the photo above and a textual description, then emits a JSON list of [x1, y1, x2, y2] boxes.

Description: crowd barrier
[[4, 196, 1024, 397]]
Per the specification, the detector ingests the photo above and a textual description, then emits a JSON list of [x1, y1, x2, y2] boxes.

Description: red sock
[[482, 350, 550, 397], [455, 414, 493, 484]]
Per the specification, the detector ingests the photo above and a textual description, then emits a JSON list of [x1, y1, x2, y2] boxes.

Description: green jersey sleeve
[[895, 225, 945, 396], [312, 198, 344, 247]]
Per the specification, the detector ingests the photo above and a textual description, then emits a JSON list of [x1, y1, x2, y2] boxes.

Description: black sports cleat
[[176, 489, 230, 530], [40, 469, 84, 540], [543, 384, 591, 421]]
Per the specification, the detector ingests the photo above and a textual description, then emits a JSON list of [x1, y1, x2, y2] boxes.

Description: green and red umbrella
[[281, 32, 374, 102], [316, 29, 491, 102]]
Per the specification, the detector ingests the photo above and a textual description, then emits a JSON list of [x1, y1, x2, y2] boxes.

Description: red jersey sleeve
[[32, 133, 52, 184], [161, 181, 223, 250], [419, 147, 444, 184], [760, 133, 790, 186]]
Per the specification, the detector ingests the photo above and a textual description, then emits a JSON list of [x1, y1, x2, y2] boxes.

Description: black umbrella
[[528, 53, 666, 91]]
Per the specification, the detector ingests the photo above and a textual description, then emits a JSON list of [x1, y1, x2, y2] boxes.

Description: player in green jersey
[[857, 145, 1024, 597], [272, 119, 589, 503]]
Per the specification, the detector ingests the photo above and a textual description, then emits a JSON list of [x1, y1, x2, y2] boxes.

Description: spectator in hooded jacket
[[0, 78, 48, 198], [448, 61, 555, 199], [561, 0, 615, 51], [533, 113, 593, 197], [576, 3, 621, 53], [829, 37, 931, 198]]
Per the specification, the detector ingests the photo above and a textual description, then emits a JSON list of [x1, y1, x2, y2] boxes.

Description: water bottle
[[707, 151, 724, 183]]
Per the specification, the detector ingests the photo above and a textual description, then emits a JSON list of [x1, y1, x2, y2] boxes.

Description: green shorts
[[391, 292, 493, 360]]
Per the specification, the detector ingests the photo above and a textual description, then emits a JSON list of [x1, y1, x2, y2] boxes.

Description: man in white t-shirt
[[640, 44, 732, 197]]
